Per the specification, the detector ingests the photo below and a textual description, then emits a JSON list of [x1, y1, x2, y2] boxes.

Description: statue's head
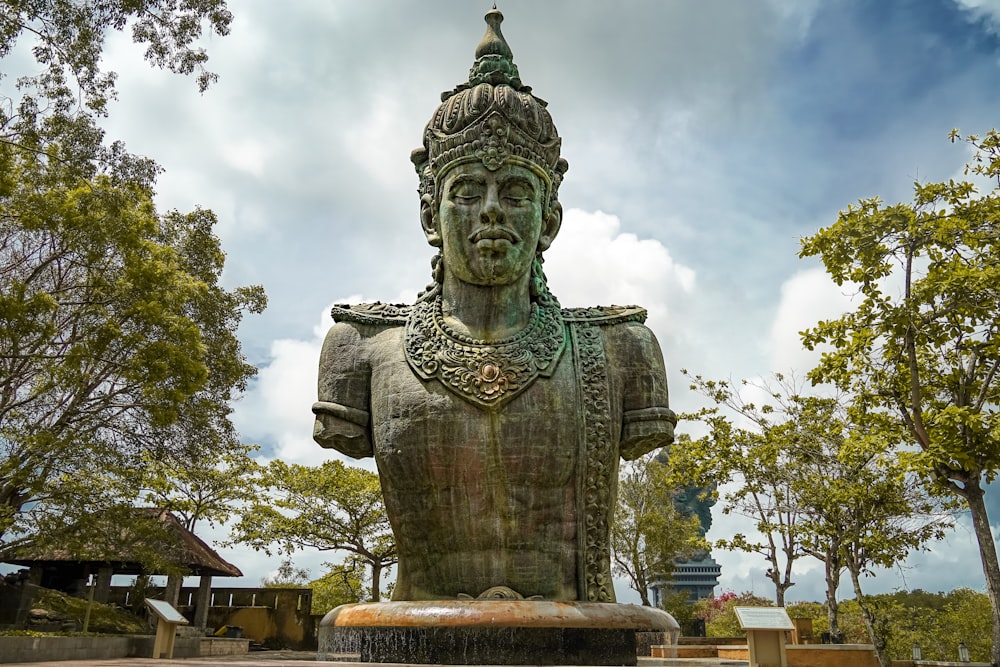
[[412, 9, 569, 291]]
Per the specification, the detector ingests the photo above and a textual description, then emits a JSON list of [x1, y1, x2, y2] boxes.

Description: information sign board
[[144, 598, 189, 625], [734, 606, 794, 630]]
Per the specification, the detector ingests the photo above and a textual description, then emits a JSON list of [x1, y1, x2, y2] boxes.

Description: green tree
[[681, 373, 808, 606], [787, 395, 952, 666], [833, 590, 991, 662], [800, 129, 1000, 664], [611, 452, 706, 606], [230, 460, 396, 602], [309, 559, 367, 614], [830, 453, 951, 667], [0, 0, 264, 560], [0, 157, 265, 549], [262, 556, 311, 587], [2, 0, 231, 101], [260, 556, 365, 614], [684, 373, 950, 664], [138, 441, 261, 532], [694, 590, 773, 637], [2, 1, 232, 213]]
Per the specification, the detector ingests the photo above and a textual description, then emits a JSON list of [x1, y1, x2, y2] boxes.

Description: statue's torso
[[313, 302, 674, 602], [367, 326, 585, 600]]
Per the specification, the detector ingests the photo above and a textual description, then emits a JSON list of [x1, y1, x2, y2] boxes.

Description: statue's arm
[[614, 322, 676, 461], [312, 321, 374, 458]]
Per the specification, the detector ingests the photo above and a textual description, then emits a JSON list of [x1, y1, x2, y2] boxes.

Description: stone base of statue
[[317, 600, 679, 665]]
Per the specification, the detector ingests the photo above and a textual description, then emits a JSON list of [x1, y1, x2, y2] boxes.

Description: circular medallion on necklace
[[404, 295, 567, 409]]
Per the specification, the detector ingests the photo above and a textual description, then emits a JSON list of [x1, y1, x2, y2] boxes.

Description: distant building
[[651, 465, 722, 605], [650, 554, 722, 606]]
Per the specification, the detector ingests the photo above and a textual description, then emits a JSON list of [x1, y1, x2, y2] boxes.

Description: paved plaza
[[0, 653, 739, 667], [1, 650, 322, 667]]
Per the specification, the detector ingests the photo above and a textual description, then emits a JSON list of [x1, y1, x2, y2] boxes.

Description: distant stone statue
[[313, 9, 676, 604]]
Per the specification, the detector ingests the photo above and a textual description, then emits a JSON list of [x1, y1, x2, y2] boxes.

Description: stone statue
[[312, 9, 676, 605]]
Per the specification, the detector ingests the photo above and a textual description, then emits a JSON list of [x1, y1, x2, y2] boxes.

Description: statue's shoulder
[[331, 302, 411, 327], [560, 305, 647, 326]]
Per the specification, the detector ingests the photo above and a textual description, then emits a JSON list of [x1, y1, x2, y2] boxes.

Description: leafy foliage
[[611, 452, 706, 606], [257, 555, 367, 615], [137, 442, 261, 532], [692, 590, 773, 637], [682, 371, 952, 667], [1, 0, 231, 110], [31, 587, 147, 634], [309, 560, 367, 614], [230, 460, 396, 602], [679, 373, 812, 606], [1, 1, 232, 208], [796, 590, 991, 663], [0, 0, 263, 569], [261, 556, 310, 588], [800, 129, 1000, 664], [0, 151, 265, 549], [686, 587, 990, 660]]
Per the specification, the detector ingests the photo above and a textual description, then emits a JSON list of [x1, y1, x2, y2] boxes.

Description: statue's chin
[[460, 251, 536, 287], [467, 269, 521, 286]]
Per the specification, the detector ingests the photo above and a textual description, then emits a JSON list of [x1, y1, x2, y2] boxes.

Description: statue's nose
[[481, 186, 503, 224]]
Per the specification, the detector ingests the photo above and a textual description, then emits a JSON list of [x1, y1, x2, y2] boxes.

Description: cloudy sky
[[68, 0, 1000, 604]]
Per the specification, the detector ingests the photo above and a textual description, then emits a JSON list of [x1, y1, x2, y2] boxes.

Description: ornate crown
[[410, 8, 569, 207]]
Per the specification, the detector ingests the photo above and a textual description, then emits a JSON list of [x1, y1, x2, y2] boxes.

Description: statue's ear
[[538, 203, 562, 252], [420, 196, 442, 247]]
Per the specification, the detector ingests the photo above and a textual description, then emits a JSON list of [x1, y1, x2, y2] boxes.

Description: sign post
[[734, 606, 794, 667], [145, 598, 190, 659]]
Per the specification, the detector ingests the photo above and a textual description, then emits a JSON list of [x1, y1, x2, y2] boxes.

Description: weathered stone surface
[[312, 8, 676, 607]]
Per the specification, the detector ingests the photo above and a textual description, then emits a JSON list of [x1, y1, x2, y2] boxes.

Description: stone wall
[[108, 585, 318, 650], [0, 635, 248, 663], [786, 644, 879, 667], [655, 641, 888, 666]]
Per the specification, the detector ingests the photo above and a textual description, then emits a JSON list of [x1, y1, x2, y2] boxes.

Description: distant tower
[[649, 481, 721, 605]]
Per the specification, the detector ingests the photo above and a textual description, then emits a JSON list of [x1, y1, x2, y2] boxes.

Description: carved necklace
[[404, 294, 566, 409]]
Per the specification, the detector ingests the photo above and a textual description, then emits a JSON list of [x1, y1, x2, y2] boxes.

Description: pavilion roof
[[2, 509, 242, 578]]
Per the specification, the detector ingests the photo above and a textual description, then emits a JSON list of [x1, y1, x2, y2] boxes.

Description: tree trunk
[[824, 552, 842, 643], [963, 480, 1000, 667], [370, 562, 382, 602], [638, 568, 651, 606], [846, 564, 891, 667], [766, 555, 791, 606]]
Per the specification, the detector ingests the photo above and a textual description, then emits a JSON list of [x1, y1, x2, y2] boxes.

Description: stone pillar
[[164, 573, 182, 607], [193, 575, 212, 629], [93, 566, 114, 604]]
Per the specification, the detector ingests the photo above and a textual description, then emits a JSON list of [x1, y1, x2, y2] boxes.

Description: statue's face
[[429, 161, 558, 287]]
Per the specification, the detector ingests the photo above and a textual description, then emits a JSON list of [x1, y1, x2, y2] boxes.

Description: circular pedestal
[[318, 600, 679, 665]]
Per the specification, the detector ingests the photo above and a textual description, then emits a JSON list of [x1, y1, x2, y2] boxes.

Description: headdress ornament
[[411, 8, 569, 205]]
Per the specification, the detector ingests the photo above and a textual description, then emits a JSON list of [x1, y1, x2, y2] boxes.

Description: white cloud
[[232, 299, 386, 473], [342, 94, 418, 193], [768, 268, 857, 373], [545, 208, 695, 337], [954, 0, 1000, 31], [220, 139, 269, 179]]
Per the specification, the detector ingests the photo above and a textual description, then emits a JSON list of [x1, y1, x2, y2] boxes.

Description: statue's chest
[[367, 331, 581, 491]]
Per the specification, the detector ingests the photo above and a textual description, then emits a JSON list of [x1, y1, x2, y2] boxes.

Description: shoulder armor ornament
[[561, 305, 647, 325], [331, 302, 411, 325]]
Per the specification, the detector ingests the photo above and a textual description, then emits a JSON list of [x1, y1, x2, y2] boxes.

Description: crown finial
[[463, 7, 525, 91], [476, 8, 512, 61]]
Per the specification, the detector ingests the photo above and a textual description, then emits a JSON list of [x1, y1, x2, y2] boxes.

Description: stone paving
[[0, 650, 328, 667], [0, 652, 743, 667]]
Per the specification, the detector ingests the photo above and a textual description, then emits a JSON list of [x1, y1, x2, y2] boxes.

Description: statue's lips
[[470, 229, 519, 244]]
